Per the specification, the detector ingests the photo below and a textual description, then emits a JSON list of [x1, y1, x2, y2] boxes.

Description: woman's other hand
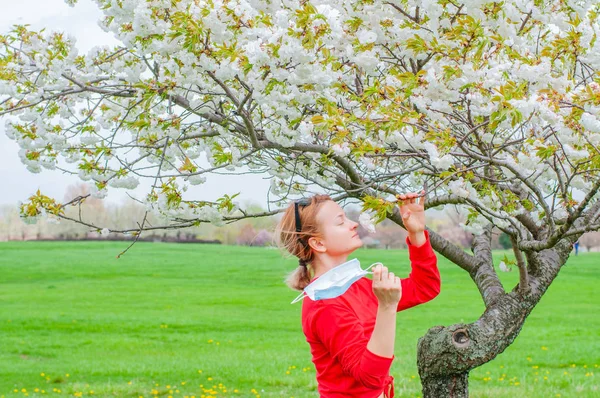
[[372, 264, 402, 310]]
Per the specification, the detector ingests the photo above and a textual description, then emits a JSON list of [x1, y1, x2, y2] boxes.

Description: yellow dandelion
[[514, 382, 520, 386], [40, 373, 45, 377], [207, 377, 213, 381], [66, 374, 70, 377], [533, 365, 539, 369], [527, 357, 532, 361], [198, 370, 203, 374], [541, 346, 548, 351]]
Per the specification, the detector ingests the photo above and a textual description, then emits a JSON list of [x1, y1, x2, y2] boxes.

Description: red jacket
[[301, 230, 440, 397]]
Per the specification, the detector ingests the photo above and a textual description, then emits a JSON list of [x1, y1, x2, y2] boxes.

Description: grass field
[[0, 241, 598, 398]]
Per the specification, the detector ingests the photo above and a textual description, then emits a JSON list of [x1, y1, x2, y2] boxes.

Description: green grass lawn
[[0, 241, 598, 398]]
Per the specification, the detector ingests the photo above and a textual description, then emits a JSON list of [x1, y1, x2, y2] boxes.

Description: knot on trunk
[[452, 328, 470, 348]]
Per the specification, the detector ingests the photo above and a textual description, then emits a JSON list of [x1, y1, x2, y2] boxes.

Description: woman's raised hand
[[397, 191, 426, 234], [372, 264, 402, 309]]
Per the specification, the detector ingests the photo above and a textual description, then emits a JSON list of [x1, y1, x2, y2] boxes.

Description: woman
[[276, 192, 441, 397]]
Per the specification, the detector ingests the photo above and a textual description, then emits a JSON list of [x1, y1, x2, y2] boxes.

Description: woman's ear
[[308, 236, 326, 253]]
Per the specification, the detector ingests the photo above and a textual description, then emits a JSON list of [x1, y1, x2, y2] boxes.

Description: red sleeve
[[397, 229, 441, 312], [310, 302, 393, 389]]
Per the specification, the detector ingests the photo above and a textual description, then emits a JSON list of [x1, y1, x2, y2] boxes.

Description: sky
[[0, 0, 273, 208]]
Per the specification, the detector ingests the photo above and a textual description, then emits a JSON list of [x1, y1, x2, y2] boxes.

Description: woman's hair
[[275, 194, 333, 291]]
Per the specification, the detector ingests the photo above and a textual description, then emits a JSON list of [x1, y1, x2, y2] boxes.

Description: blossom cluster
[[1, 0, 599, 235]]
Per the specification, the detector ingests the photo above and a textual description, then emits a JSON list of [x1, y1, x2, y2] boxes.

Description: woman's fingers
[[380, 265, 389, 281], [373, 264, 382, 281], [398, 191, 426, 204]]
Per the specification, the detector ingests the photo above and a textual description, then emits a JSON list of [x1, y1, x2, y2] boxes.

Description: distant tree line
[[3, 184, 600, 251]]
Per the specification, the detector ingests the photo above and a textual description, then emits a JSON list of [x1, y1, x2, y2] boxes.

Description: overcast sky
[[0, 0, 273, 207]]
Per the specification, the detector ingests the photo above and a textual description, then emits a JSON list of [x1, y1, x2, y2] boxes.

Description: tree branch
[[470, 224, 505, 306]]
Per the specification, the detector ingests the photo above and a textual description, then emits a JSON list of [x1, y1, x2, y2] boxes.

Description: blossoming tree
[[2, 0, 599, 396]]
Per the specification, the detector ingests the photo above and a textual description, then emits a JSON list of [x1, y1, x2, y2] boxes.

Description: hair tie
[[299, 258, 308, 268]]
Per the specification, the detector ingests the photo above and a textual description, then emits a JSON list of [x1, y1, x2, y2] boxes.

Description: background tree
[[578, 231, 600, 252], [2, 0, 600, 396], [236, 223, 258, 246], [498, 232, 513, 251], [372, 219, 409, 249], [436, 206, 475, 249]]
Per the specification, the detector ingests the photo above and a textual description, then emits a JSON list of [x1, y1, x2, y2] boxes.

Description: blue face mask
[[291, 259, 381, 304]]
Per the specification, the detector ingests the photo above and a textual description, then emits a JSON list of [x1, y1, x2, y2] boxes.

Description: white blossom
[[498, 261, 511, 272], [359, 211, 377, 234]]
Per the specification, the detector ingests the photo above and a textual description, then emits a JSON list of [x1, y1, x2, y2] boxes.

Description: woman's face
[[312, 200, 363, 256]]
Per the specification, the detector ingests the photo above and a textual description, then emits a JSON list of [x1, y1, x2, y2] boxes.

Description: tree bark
[[416, 236, 576, 397], [420, 372, 469, 398]]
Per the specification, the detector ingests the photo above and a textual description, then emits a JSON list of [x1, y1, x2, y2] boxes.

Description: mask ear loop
[[291, 291, 306, 304], [364, 262, 382, 274]]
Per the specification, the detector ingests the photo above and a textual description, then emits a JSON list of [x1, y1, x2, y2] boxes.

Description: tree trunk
[[416, 294, 530, 398], [416, 238, 575, 397], [420, 372, 469, 398]]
